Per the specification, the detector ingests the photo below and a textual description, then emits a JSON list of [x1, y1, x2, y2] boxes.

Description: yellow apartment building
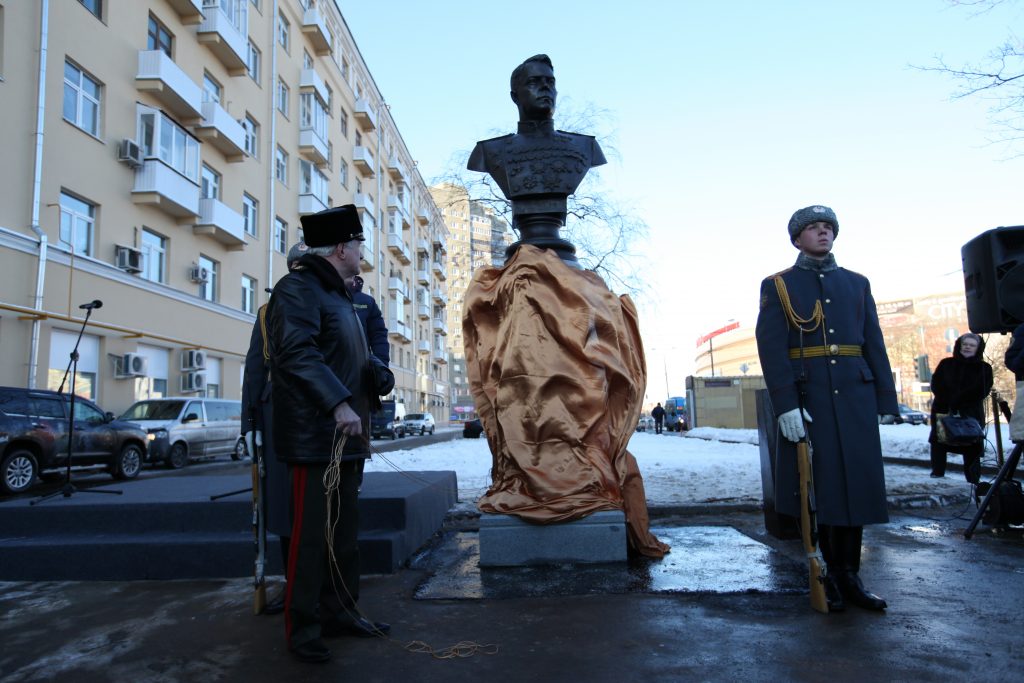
[[0, 0, 449, 421]]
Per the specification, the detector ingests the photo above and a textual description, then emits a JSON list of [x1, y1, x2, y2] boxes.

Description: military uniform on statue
[[464, 55, 667, 558], [756, 205, 899, 612]]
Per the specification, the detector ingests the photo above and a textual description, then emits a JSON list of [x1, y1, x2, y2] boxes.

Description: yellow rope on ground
[[404, 640, 500, 659]]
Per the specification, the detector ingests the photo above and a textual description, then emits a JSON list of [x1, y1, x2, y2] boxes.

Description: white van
[[120, 397, 243, 468]]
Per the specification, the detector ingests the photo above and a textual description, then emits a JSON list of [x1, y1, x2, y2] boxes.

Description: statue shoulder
[[467, 134, 514, 171], [556, 131, 607, 166]]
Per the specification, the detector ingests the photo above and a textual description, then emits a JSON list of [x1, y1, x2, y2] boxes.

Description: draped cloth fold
[[463, 245, 668, 558]]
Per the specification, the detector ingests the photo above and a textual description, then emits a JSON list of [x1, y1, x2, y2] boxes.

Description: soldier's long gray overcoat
[[756, 257, 899, 526]]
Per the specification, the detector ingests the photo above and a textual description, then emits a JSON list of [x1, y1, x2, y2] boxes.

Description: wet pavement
[[2, 504, 1023, 682]]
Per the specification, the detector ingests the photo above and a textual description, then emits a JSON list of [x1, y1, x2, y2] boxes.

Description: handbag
[[936, 412, 985, 447]]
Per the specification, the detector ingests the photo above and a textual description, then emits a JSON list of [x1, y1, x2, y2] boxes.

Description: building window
[[339, 158, 348, 188], [63, 61, 101, 137], [325, 83, 333, 112], [303, 50, 313, 70], [276, 78, 289, 117], [79, 0, 102, 19], [137, 105, 200, 183], [339, 107, 348, 138], [202, 72, 222, 104], [59, 191, 95, 256], [199, 255, 218, 302], [241, 114, 259, 157], [201, 164, 221, 200], [140, 228, 166, 283], [341, 55, 349, 81], [274, 217, 287, 254], [300, 160, 328, 205], [275, 146, 288, 184], [277, 11, 289, 53], [247, 40, 261, 83], [242, 275, 257, 314], [242, 193, 258, 237], [299, 92, 328, 140], [147, 14, 173, 57]]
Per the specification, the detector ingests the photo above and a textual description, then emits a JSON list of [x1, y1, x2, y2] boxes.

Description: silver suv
[[120, 397, 243, 469], [402, 413, 435, 436]]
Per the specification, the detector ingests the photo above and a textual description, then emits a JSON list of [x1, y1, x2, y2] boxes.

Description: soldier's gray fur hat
[[788, 205, 838, 241]]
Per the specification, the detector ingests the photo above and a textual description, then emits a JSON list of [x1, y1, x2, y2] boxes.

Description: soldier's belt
[[788, 344, 863, 359]]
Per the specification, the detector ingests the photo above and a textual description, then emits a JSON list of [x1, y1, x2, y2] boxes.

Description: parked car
[[0, 386, 148, 495], [636, 416, 655, 432], [897, 403, 929, 425], [371, 400, 407, 440], [403, 413, 436, 436], [463, 419, 484, 439], [120, 397, 242, 469]]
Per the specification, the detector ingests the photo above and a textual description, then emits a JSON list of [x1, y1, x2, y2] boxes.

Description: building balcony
[[387, 195, 411, 228], [387, 276, 405, 297], [433, 318, 448, 335], [387, 154, 408, 184], [360, 243, 375, 272], [299, 128, 330, 167], [298, 193, 328, 216], [194, 100, 246, 161], [387, 320, 411, 343], [194, 197, 246, 250], [432, 262, 446, 280], [352, 146, 375, 177], [166, 0, 204, 25], [432, 232, 447, 253], [417, 340, 430, 354], [432, 289, 447, 306], [302, 8, 333, 55], [433, 341, 448, 364], [135, 50, 203, 121], [299, 68, 330, 105], [416, 269, 430, 285], [353, 192, 375, 215], [354, 98, 377, 132], [416, 206, 430, 225], [417, 303, 430, 320], [387, 233, 411, 265], [416, 238, 430, 255], [131, 159, 200, 219], [197, 2, 248, 75]]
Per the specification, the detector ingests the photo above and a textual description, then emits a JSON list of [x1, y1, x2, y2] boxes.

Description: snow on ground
[[364, 425, 1015, 507]]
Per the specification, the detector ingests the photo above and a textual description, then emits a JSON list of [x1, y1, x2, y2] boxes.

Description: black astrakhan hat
[[299, 205, 365, 247]]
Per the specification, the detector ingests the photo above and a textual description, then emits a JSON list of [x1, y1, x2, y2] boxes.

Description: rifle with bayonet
[[250, 414, 267, 615]]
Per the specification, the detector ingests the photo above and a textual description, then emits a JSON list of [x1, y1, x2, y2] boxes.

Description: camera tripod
[[964, 392, 1020, 538]]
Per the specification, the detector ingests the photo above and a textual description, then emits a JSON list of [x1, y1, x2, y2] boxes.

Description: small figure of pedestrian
[[928, 333, 993, 483], [651, 402, 665, 434]]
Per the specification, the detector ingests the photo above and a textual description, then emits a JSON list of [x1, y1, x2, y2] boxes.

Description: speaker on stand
[[962, 226, 1024, 334]]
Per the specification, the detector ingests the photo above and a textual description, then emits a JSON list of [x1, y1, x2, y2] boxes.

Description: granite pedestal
[[478, 510, 627, 567]]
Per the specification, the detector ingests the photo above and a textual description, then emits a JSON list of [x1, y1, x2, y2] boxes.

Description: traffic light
[[916, 354, 931, 382]]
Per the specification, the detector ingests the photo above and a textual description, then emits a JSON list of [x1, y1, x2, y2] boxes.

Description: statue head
[[510, 54, 556, 122]]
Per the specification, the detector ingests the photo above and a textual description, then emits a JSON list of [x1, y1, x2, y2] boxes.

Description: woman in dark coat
[[928, 333, 993, 482]]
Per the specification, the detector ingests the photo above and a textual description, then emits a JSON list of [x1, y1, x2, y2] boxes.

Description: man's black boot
[[836, 526, 887, 611], [290, 639, 331, 663]]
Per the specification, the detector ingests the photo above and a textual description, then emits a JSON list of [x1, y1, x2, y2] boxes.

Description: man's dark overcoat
[[756, 258, 898, 526]]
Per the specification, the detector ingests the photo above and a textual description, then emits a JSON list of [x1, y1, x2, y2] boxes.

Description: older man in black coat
[[756, 205, 899, 613], [266, 205, 394, 663]]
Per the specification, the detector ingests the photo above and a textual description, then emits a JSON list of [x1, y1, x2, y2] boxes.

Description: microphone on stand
[[79, 300, 103, 310]]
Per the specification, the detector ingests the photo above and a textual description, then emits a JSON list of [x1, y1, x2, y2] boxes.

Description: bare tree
[[916, 0, 1024, 156], [432, 97, 649, 297]]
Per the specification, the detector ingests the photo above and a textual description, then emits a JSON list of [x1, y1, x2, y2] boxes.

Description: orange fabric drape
[[463, 245, 668, 558]]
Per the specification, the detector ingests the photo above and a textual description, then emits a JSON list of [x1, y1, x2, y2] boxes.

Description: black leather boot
[[835, 526, 887, 611], [817, 524, 845, 612]]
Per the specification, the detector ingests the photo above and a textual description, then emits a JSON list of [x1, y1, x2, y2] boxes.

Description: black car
[[463, 419, 484, 439], [0, 386, 148, 494], [897, 403, 929, 425]]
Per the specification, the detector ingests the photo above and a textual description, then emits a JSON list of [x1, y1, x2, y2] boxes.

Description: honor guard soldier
[[755, 205, 899, 612]]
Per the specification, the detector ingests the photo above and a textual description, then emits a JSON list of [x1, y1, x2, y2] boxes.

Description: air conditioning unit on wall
[[118, 352, 148, 378], [189, 264, 210, 284], [115, 245, 143, 273], [181, 372, 206, 394], [181, 349, 206, 371], [117, 138, 144, 168]]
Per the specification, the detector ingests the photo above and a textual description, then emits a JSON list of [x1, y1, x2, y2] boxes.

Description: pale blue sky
[[340, 0, 1022, 392]]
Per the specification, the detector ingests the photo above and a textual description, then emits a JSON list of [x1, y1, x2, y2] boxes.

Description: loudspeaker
[[962, 226, 1024, 334]]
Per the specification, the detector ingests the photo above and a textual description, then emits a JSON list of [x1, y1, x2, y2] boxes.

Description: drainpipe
[[27, 0, 50, 389], [266, 0, 279, 298]]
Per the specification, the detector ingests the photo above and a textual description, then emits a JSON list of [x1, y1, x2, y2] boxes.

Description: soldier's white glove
[[878, 415, 897, 425], [778, 408, 812, 442], [244, 430, 263, 458]]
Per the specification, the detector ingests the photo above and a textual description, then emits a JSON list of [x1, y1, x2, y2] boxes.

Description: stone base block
[[478, 510, 627, 567]]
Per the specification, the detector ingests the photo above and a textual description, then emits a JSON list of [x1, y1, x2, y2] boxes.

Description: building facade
[[429, 183, 511, 420], [0, 0, 449, 421]]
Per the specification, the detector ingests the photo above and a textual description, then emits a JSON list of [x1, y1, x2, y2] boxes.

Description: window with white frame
[[276, 77, 289, 117], [277, 11, 289, 52], [303, 50, 313, 70], [137, 105, 200, 183], [241, 114, 259, 157], [325, 83, 333, 112], [63, 61, 101, 136], [59, 191, 95, 256], [339, 158, 348, 188], [140, 228, 166, 283], [341, 55, 349, 81], [147, 14, 173, 56], [242, 193, 258, 237], [201, 164, 221, 200], [339, 107, 348, 137], [241, 274, 257, 314], [275, 146, 288, 184], [247, 40, 261, 82], [274, 217, 287, 254], [300, 160, 328, 206], [199, 254, 218, 302], [202, 72, 221, 104], [299, 92, 328, 141]]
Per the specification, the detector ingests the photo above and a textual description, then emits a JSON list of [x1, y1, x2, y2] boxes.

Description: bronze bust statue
[[468, 54, 606, 265]]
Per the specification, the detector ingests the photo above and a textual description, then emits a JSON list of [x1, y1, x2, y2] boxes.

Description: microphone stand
[[31, 304, 122, 505]]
